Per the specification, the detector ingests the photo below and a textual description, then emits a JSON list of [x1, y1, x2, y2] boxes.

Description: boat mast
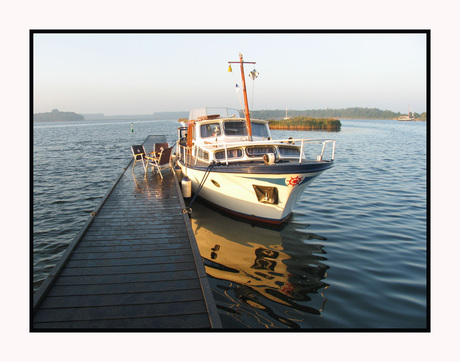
[[229, 53, 256, 141]]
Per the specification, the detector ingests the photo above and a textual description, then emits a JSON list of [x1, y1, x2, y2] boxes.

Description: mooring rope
[[182, 161, 218, 214]]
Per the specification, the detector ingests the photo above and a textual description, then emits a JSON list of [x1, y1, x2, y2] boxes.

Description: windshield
[[251, 122, 269, 138], [200, 123, 221, 138], [224, 121, 247, 136]]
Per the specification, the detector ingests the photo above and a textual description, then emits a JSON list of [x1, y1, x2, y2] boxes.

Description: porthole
[[211, 179, 220, 188]]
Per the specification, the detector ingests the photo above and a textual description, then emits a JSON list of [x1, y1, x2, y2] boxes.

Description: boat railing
[[177, 138, 335, 166]]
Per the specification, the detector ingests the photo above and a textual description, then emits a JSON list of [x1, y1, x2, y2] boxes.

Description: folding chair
[[154, 143, 169, 154], [131, 145, 149, 173], [149, 146, 173, 178]]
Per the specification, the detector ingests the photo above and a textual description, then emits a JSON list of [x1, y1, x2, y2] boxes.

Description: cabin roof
[[189, 107, 241, 120]]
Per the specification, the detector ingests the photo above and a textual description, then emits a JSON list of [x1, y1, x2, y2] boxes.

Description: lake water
[[32, 118, 427, 329]]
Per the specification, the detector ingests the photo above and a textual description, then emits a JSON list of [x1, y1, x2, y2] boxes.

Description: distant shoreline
[[33, 107, 427, 123], [33, 117, 426, 123]]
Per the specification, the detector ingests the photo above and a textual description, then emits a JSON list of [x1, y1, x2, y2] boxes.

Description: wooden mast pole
[[238, 53, 253, 140], [229, 53, 256, 141]]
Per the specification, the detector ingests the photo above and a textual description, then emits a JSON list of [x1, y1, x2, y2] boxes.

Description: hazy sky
[[33, 32, 427, 115]]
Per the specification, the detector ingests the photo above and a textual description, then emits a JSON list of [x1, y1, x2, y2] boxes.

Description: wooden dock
[[32, 135, 222, 330]]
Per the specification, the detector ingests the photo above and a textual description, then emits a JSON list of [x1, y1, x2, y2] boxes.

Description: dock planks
[[32, 135, 221, 330]]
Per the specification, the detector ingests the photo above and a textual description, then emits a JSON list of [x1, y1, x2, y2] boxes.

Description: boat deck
[[32, 135, 221, 330], [179, 155, 334, 173]]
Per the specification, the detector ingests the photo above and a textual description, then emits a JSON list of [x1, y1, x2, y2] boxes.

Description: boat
[[284, 107, 290, 120], [175, 53, 336, 226], [398, 106, 415, 121]]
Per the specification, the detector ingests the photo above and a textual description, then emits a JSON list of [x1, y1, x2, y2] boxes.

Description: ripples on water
[[33, 119, 427, 329]]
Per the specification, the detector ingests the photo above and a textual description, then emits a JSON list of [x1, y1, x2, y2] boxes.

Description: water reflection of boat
[[191, 200, 330, 328]]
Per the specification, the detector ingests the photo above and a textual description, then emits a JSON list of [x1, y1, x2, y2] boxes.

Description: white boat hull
[[179, 162, 326, 224]]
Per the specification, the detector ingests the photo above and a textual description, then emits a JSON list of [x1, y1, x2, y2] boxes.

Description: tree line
[[33, 109, 84, 122], [251, 108, 426, 120]]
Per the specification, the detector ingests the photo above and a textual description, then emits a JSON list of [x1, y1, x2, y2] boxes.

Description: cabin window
[[200, 123, 221, 138], [251, 122, 269, 138], [197, 148, 209, 160], [278, 146, 300, 157], [178, 127, 187, 146], [246, 146, 276, 157], [224, 121, 247, 136], [215, 148, 243, 160]]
